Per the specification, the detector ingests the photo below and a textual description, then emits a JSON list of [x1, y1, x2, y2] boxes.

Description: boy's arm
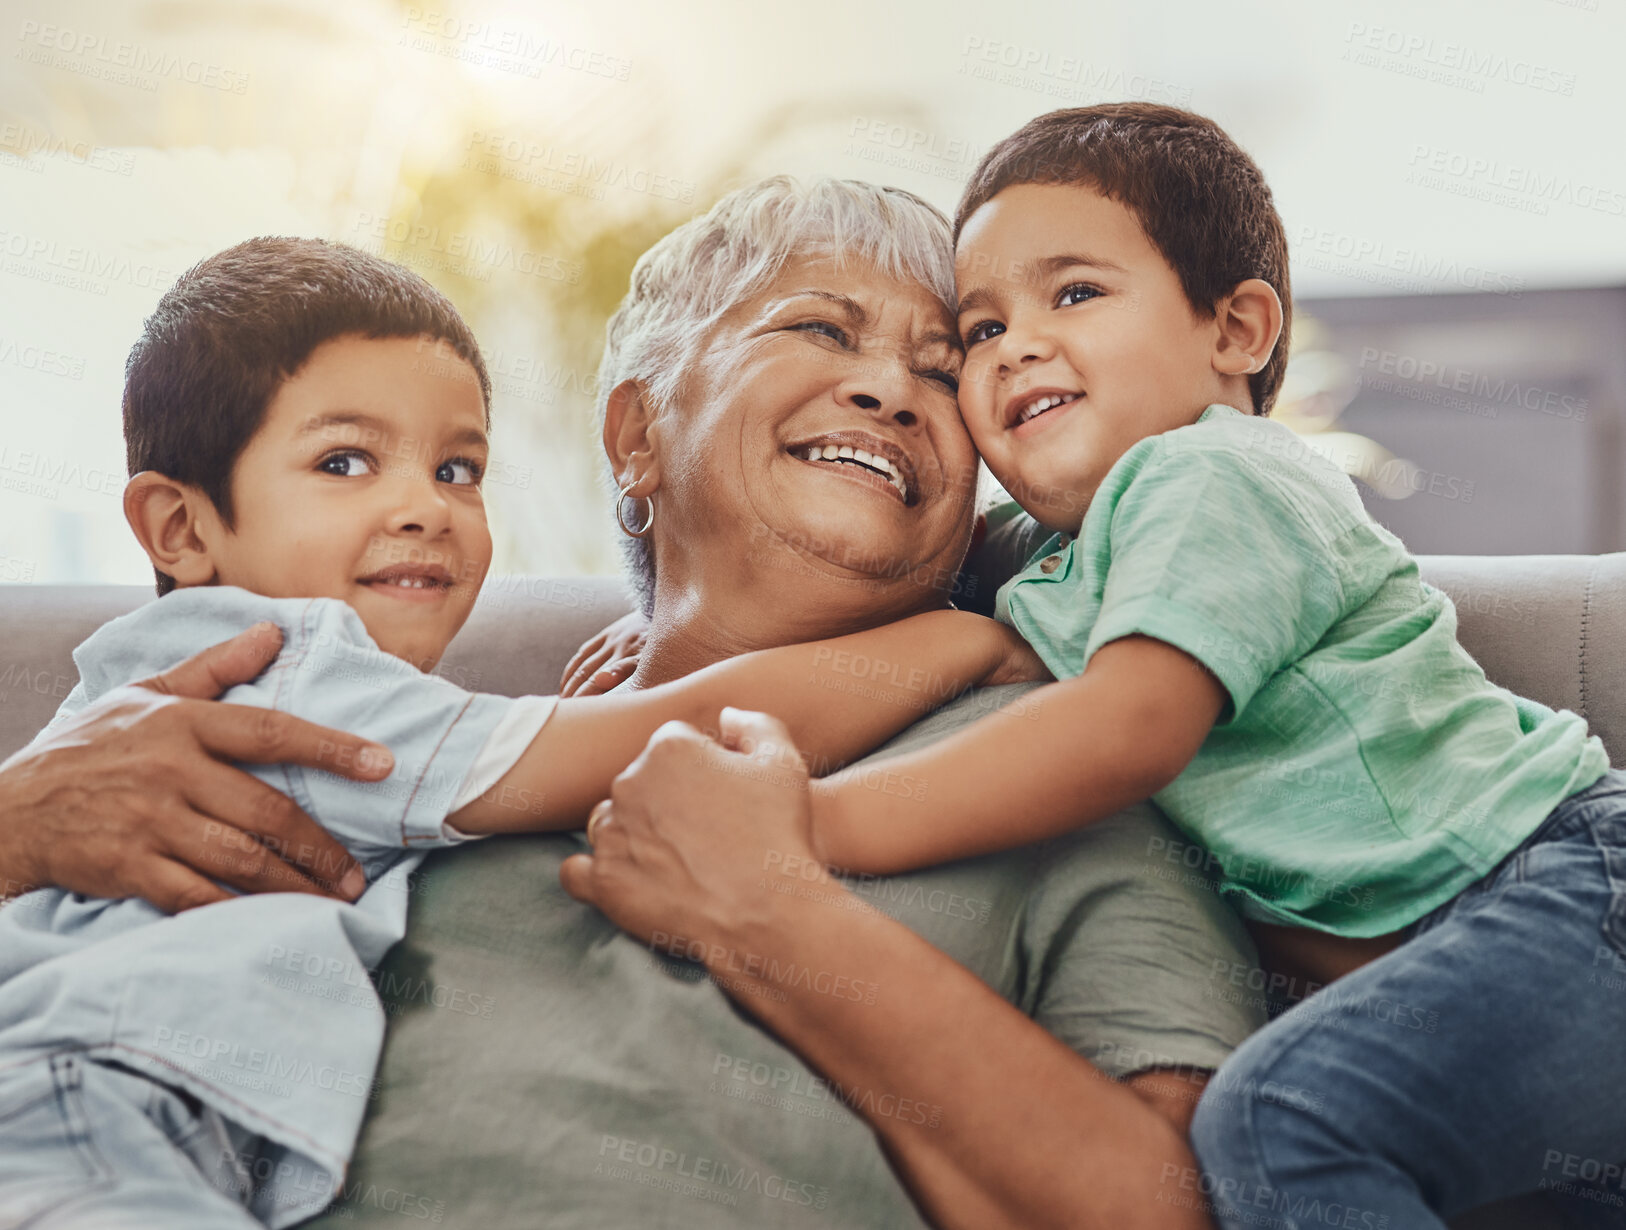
[[448, 609, 1045, 834], [808, 635, 1228, 874]]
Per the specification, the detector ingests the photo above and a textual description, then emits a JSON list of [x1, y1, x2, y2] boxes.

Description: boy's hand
[[0, 622, 388, 913], [560, 610, 650, 697], [983, 623, 1054, 688]]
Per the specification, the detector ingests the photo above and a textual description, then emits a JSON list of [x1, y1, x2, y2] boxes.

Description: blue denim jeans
[[0, 1052, 261, 1228], [1190, 768, 1626, 1230]]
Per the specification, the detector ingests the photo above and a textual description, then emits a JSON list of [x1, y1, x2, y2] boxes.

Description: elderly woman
[[0, 178, 1261, 1229]]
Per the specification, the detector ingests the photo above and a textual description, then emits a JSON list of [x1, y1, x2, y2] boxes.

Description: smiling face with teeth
[[953, 183, 1267, 534], [160, 335, 493, 672], [622, 252, 978, 626], [793, 438, 915, 505]]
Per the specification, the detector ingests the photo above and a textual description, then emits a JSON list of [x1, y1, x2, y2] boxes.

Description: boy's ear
[[123, 472, 219, 588], [1211, 278, 1283, 380], [603, 379, 663, 497]]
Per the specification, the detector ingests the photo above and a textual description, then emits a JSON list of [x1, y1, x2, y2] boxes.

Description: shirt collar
[[1197, 402, 1246, 425]]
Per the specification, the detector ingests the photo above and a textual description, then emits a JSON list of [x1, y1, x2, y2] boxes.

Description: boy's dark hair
[[124, 237, 491, 594], [954, 104, 1291, 415]]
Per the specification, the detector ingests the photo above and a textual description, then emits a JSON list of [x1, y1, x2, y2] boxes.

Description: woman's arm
[[810, 634, 1227, 874], [449, 609, 1045, 833], [0, 623, 384, 911], [559, 709, 1214, 1230]]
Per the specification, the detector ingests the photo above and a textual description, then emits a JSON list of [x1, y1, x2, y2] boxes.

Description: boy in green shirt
[[797, 106, 1626, 1227]]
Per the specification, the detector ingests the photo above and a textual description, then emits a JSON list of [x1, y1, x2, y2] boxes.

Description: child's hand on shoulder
[[561, 610, 649, 697]]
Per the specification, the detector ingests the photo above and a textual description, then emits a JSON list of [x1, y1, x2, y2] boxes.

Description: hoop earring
[[616, 481, 656, 539]]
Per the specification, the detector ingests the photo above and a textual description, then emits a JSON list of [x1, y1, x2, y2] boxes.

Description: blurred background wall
[[1, 0, 1623, 586]]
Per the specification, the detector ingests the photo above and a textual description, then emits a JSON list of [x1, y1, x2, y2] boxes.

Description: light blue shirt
[[0, 587, 527, 1227]]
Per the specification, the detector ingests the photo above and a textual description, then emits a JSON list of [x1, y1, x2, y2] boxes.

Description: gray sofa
[[3, 556, 1622, 1230]]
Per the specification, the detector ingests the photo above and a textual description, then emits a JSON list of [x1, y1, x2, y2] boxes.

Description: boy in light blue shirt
[[794, 106, 1626, 1227], [0, 238, 1034, 1228]]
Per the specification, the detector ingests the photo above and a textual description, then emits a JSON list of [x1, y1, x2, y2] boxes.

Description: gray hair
[[595, 176, 957, 615]]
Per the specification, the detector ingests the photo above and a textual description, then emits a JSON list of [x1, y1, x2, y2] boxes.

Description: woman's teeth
[[1017, 392, 1079, 425], [375, 576, 441, 589], [800, 444, 909, 501]]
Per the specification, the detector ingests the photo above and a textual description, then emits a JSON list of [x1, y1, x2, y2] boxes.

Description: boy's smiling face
[[195, 334, 491, 671], [954, 182, 1263, 534]]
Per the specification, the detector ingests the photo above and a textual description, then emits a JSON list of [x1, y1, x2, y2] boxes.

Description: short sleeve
[[272, 599, 522, 854], [1085, 447, 1347, 723], [1021, 804, 1266, 1079], [443, 694, 559, 839]]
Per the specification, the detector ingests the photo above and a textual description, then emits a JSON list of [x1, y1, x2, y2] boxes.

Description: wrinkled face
[[955, 183, 1224, 534], [205, 334, 492, 671], [655, 252, 978, 603]]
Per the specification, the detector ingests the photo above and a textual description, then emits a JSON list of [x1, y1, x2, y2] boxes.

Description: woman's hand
[[982, 622, 1054, 689], [559, 708, 817, 953], [0, 621, 392, 913], [559, 610, 650, 697]]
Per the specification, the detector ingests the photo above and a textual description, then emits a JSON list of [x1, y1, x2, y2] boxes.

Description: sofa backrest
[[4, 557, 1625, 766]]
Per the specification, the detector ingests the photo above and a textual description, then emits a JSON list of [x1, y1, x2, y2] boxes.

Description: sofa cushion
[[1421, 554, 1626, 766]]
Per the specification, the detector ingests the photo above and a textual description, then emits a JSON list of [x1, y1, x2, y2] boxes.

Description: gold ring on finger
[[586, 801, 611, 848]]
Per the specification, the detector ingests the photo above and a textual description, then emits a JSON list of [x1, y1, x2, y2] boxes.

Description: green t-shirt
[[307, 683, 1263, 1229], [995, 403, 1610, 938]]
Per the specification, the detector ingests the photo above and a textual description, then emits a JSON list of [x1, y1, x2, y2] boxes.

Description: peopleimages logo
[[0, 229, 174, 292], [1342, 22, 1577, 95], [0, 335, 86, 379], [151, 1026, 373, 1098], [0, 123, 135, 174], [1406, 145, 1626, 218], [463, 133, 692, 201], [595, 1135, 829, 1210], [351, 214, 583, 285], [0, 444, 124, 498], [957, 38, 1192, 106], [1358, 348, 1589, 421], [398, 9, 632, 80], [1293, 226, 1524, 297], [16, 20, 252, 93]]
